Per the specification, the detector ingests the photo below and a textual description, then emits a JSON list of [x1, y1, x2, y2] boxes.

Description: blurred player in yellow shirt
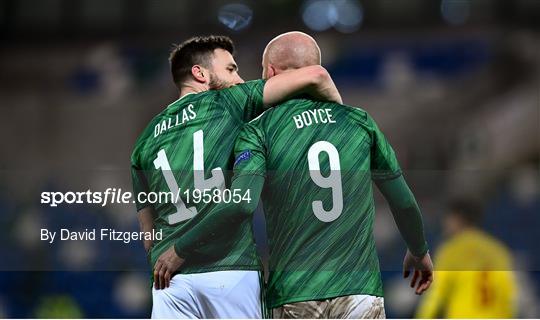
[[416, 199, 517, 318]]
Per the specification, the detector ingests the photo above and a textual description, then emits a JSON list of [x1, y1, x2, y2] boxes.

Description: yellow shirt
[[416, 229, 517, 318]]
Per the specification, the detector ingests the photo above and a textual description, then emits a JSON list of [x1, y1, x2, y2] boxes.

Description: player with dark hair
[[446, 198, 484, 228], [416, 198, 516, 318], [131, 35, 342, 318], [172, 32, 433, 319], [169, 35, 236, 91]]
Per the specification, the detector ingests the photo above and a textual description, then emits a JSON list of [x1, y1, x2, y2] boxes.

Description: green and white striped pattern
[[233, 99, 401, 308]]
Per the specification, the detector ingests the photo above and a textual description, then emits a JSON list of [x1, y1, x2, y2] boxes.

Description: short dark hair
[[447, 198, 484, 226], [169, 35, 235, 89]]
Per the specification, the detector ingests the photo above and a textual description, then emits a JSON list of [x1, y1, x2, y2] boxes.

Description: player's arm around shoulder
[[263, 65, 343, 106]]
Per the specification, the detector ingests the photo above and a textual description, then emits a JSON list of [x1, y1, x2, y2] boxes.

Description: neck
[[179, 81, 208, 98], [450, 225, 476, 237], [463, 225, 478, 232]]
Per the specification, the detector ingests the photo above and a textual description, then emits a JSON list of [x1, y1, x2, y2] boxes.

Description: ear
[[267, 64, 277, 78], [191, 65, 207, 83]]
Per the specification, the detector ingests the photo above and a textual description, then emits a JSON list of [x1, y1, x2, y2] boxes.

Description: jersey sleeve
[[131, 161, 151, 211], [367, 114, 402, 180], [232, 122, 267, 180], [220, 79, 266, 122]]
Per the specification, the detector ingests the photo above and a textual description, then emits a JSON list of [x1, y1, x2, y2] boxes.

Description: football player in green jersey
[[173, 32, 434, 318], [131, 35, 342, 318]]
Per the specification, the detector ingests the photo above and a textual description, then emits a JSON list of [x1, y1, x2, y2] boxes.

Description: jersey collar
[[168, 92, 197, 107]]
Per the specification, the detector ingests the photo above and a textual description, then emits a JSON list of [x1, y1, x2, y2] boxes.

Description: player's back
[[131, 81, 265, 274], [246, 98, 401, 307]]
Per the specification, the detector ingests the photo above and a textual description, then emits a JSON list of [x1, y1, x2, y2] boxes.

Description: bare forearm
[[263, 65, 342, 106], [308, 71, 342, 104]]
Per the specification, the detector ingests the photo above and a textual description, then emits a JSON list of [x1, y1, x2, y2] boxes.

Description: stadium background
[[0, 0, 539, 317]]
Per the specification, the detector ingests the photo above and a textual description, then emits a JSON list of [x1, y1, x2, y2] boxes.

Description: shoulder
[[268, 98, 373, 126], [466, 230, 514, 268], [131, 111, 165, 165], [269, 97, 322, 115], [236, 120, 267, 150], [245, 98, 290, 127], [304, 99, 370, 120], [242, 117, 266, 137], [318, 101, 374, 129], [189, 90, 218, 104], [477, 230, 513, 258], [219, 79, 266, 98], [338, 104, 371, 125]]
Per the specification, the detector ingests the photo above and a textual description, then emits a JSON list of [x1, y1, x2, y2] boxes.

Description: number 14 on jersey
[[153, 130, 225, 224]]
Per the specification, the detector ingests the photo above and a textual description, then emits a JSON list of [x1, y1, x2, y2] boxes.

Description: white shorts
[[152, 270, 262, 319], [273, 294, 385, 319]]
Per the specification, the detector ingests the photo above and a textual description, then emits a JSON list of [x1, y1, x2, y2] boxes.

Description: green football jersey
[[233, 98, 402, 308], [131, 80, 266, 274]]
